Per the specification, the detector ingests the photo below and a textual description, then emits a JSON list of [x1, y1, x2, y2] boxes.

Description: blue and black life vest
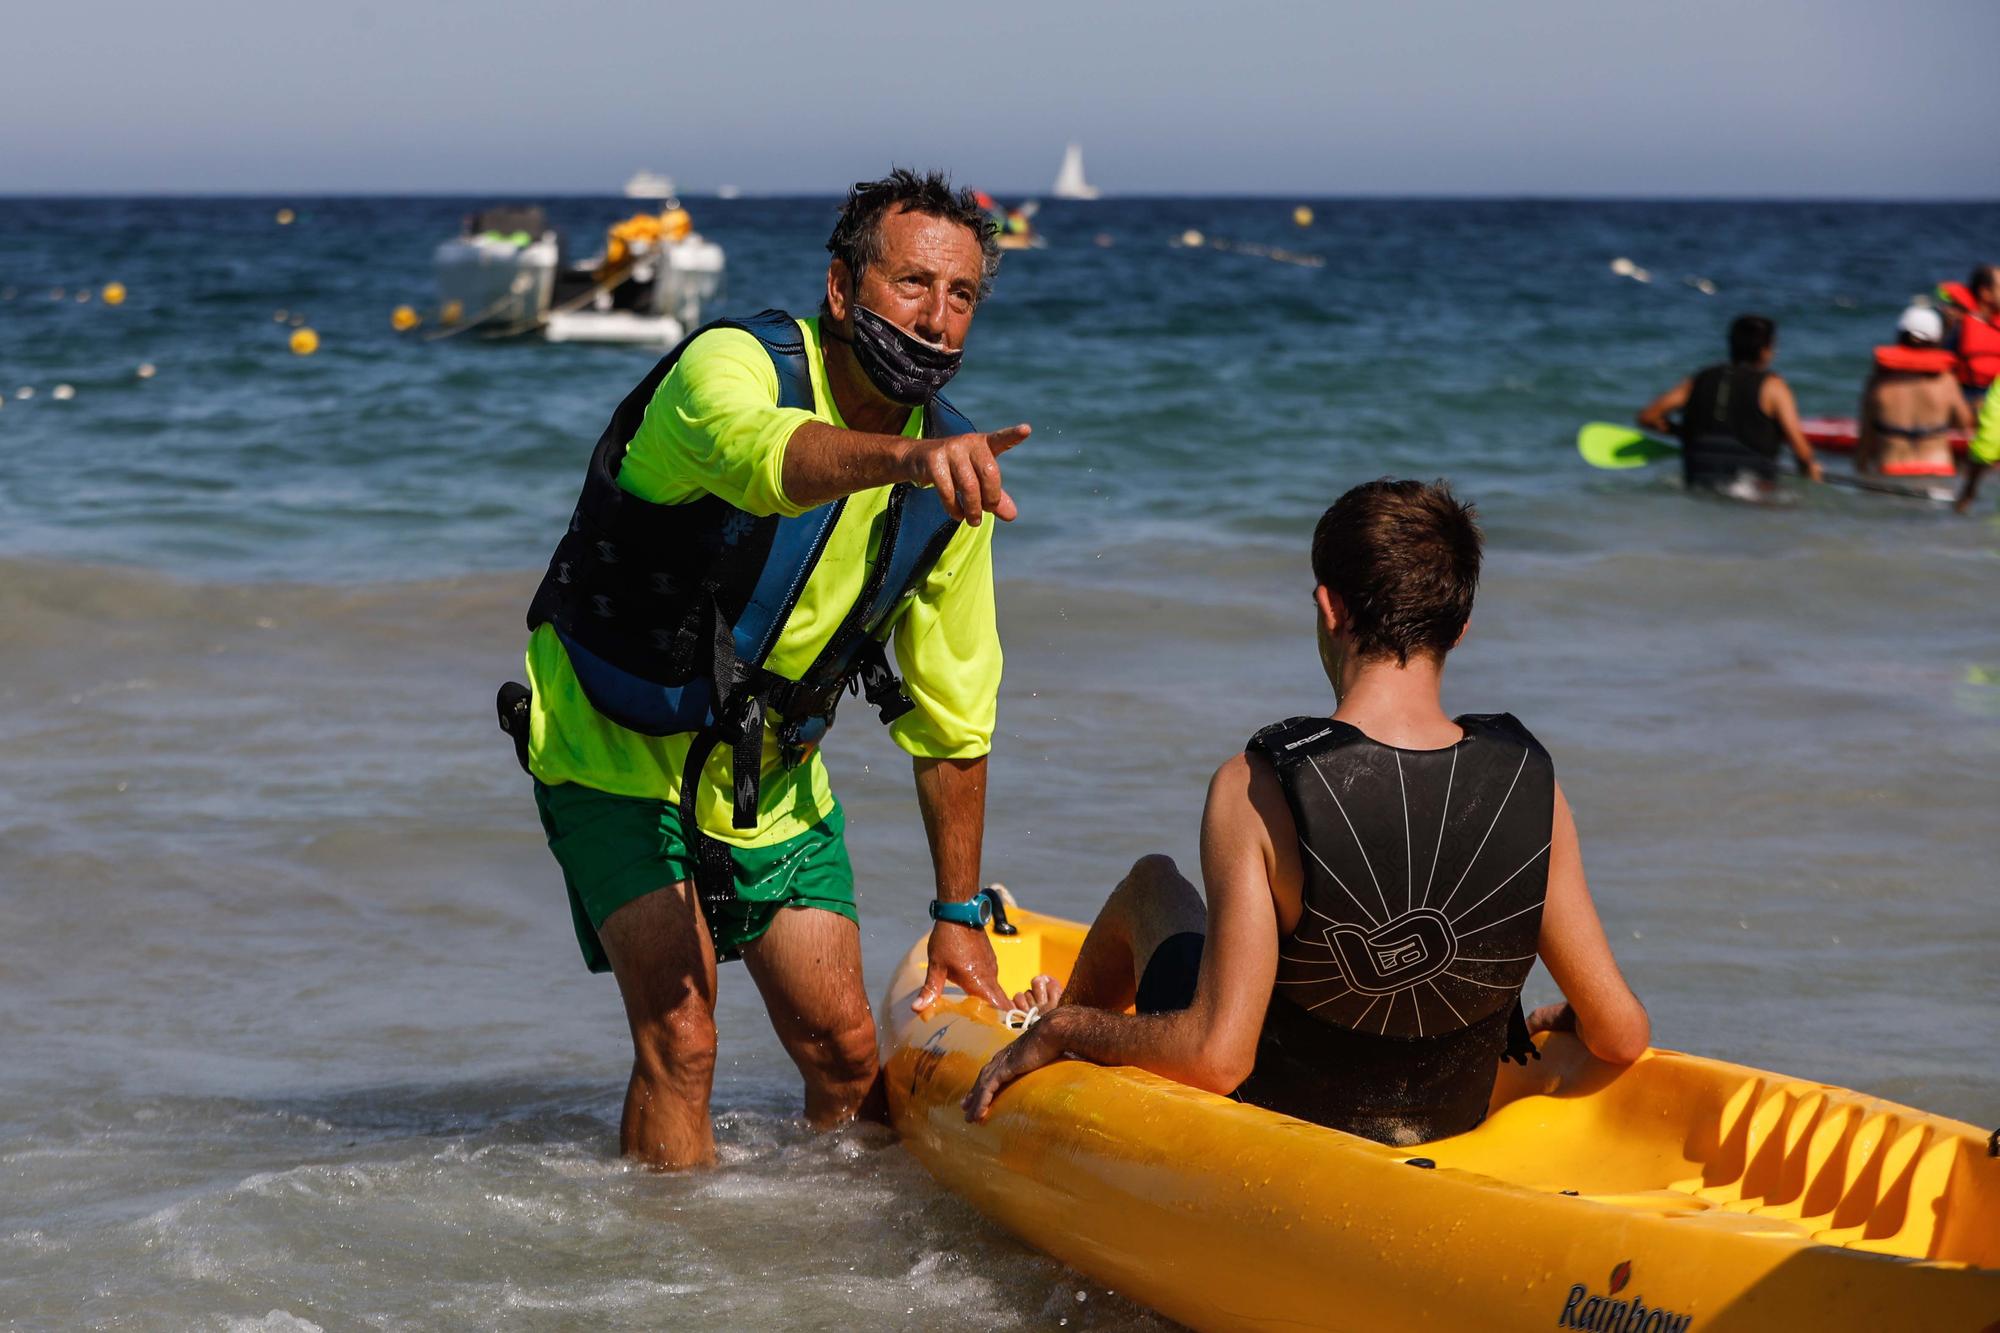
[[522, 309, 969, 907], [1235, 714, 1554, 1145]]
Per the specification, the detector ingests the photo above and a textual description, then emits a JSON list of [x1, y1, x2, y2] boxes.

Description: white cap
[[1897, 305, 1944, 344]]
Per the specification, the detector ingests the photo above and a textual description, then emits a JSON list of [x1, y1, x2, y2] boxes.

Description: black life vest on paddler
[[1677, 362, 1781, 486], [523, 309, 969, 881], [1235, 714, 1554, 1146]]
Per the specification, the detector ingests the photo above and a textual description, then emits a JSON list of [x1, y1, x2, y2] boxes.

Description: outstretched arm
[[783, 421, 1030, 524], [1525, 782, 1651, 1063], [963, 754, 1285, 1121]]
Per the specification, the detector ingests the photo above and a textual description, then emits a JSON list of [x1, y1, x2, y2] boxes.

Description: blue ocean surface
[[1, 196, 1995, 1329], [1, 195, 1993, 580]]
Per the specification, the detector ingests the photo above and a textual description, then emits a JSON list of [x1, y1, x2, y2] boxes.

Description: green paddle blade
[[1577, 422, 1681, 469]]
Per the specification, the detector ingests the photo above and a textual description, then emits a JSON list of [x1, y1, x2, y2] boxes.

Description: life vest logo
[[1557, 1263, 1693, 1332], [1325, 907, 1455, 995], [719, 512, 758, 547]]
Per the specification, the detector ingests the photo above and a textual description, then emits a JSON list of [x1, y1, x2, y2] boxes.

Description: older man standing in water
[[504, 170, 1027, 1166]]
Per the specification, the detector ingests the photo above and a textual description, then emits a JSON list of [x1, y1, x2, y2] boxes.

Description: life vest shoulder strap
[[1246, 716, 1355, 775]]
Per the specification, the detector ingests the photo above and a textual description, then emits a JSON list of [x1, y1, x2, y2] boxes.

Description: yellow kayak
[[881, 904, 2000, 1332]]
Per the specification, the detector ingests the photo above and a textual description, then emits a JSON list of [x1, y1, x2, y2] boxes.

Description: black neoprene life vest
[[521, 309, 971, 914], [1678, 362, 1780, 485], [1235, 714, 1555, 1146]]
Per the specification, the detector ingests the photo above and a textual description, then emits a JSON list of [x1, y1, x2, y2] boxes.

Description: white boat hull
[[544, 311, 686, 346], [433, 235, 558, 328]]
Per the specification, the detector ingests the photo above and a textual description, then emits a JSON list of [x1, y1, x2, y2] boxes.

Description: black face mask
[[828, 304, 963, 406]]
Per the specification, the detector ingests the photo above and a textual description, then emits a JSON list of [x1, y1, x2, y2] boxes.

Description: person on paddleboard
[[502, 169, 1026, 1167], [1637, 314, 1824, 494], [1855, 306, 1974, 480], [963, 480, 1650, 1146]]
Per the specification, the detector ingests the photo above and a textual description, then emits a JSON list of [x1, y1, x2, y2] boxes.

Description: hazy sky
[[5, 0, 1995, 197]]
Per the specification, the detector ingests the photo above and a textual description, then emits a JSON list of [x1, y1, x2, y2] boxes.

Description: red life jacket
[[1956, 311, 2000, 389], [1874, 344, 1958, 375]]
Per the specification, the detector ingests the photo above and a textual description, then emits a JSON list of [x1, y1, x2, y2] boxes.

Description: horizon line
[[4, 189, 1999, 205]]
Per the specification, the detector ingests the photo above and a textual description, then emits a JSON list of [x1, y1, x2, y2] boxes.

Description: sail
[[1052, 144, 1100, 200]]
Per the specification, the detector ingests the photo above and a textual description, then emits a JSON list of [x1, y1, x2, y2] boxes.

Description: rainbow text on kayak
[[1556, 1264, 1693, 1332]]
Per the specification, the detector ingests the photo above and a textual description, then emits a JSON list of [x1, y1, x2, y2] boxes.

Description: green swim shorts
[[531, 781, 857, 970]]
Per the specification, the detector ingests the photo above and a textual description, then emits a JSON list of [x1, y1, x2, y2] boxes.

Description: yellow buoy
[[289, 327, 320, 356], [391, 304, 420, 332], [275, 208, 296, 225], [102, 282, 126, 306], [1293, 205, 1314, 227], [1180, 229, 1205, 248], [136, 363, 157, 380], [440, 299, 464, 326]]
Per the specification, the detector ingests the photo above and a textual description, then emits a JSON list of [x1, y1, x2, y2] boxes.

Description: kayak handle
[[980, 887, 1019, 937]]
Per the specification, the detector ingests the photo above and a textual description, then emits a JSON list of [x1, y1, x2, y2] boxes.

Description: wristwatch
[[928, 896, 993, 929]]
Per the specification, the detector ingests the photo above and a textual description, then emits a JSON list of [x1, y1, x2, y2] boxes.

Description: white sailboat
[[1051, 143, 1100, 200]]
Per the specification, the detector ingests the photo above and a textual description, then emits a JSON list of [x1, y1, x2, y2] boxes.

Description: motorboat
[[623, 169, 675, 200], [1052, 143, 1100, 200], [432, 205, 560, 331], [431, 203, 726, 346]]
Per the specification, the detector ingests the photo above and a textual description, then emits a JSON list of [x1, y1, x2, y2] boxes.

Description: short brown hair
[[825, 168, 1001, 302], [1310, 479, 1482, 664]]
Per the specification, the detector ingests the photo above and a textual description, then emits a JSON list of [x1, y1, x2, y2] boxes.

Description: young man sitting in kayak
[[964, 480, 1650, 1145], [1855, 306, 1973, 479], [1637, 314, 1824, 493]]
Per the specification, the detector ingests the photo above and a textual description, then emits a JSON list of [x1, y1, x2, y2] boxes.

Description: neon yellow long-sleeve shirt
[[525, 314, 1001, 847]]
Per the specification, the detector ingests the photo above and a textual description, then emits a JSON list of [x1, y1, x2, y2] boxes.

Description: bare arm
[[1855, 380, 1881, 475], [909, 755, 1008, 1011], [1636, 378, 1691, 435], [782, 421, 1030, 524], [1525, 782, 1651, 1063], [1762, 376, 1824, 481], [1948, 384, 1976, 435], [963, 754, 1285, 1120]]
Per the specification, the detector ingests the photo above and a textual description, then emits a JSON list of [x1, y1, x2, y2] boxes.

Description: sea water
[[1, 196, 1995, 1328]]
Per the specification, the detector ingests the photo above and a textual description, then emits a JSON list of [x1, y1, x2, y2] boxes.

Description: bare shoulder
[[1207, 750, 1296, 846], [1211, 749, 1285, 804]]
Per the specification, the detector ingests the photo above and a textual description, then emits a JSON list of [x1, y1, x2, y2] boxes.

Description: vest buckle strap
[[852, 639, 915, 725]]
